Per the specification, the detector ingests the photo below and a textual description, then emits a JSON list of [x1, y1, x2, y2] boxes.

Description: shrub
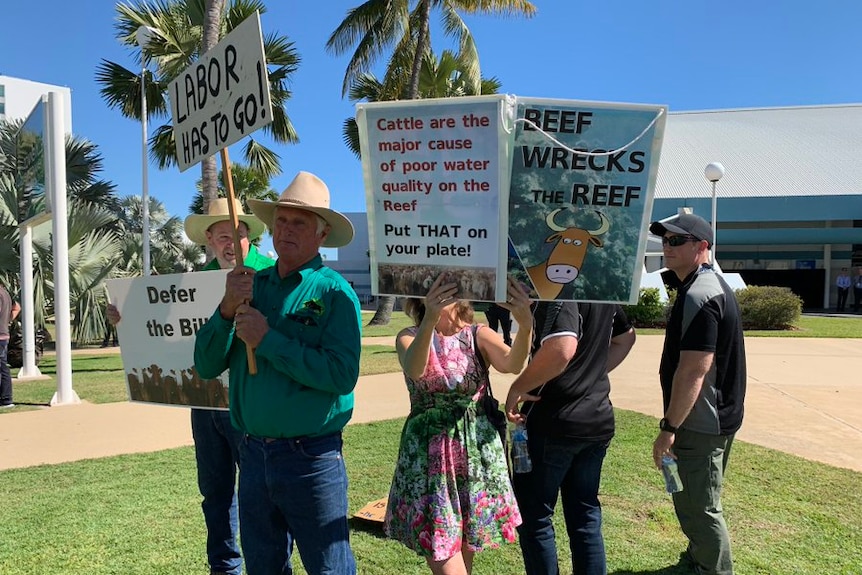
[[736, 285, 802, 329], [623, 287, 668, 328]]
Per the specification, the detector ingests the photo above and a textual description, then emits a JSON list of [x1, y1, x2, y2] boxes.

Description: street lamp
[[137, 25, 157, 275], [704, 162, 725, 266]]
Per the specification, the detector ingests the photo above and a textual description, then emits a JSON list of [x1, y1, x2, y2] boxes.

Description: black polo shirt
[[525, 302, 632, 441], [660, 264, 747, 435]]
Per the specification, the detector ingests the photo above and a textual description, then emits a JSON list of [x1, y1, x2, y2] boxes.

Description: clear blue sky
[[3, 0, 860, 257]]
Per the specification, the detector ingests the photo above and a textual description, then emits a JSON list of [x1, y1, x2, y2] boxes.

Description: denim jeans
[[0, 339, 11, 405], [513, 434, 610, 575], [239, 432, 356, 575], [672, 429, 735, 575], [190, 409, 243, 575]]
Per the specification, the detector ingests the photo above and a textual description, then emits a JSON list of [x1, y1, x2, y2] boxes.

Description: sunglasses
[[662, 235, 700, 247]]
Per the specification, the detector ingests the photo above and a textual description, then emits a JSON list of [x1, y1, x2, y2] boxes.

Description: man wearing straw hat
[[109, 197, 274, 575], [194, 171, 362, 575]]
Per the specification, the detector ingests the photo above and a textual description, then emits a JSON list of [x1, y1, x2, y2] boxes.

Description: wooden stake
[[220, 147, 258, 375]]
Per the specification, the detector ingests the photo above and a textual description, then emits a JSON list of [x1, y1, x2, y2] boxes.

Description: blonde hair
[[403, 298, 475, 326]]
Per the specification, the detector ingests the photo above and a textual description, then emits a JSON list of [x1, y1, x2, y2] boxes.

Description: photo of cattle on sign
[[525, 209, 611, 299]]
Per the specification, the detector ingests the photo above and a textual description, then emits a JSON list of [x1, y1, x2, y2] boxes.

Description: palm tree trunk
[[201, 0, 226, 259], [367, 296, 396, 326], [408, 0, 432, 99], [365, 0, 432, 325]]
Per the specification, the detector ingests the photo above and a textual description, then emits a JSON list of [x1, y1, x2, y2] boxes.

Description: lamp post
[[136, 25, 157, 275], [704, 162, 725, 266]]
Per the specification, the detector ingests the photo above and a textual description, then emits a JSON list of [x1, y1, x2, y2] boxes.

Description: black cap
[[649, 213, 713, 247]]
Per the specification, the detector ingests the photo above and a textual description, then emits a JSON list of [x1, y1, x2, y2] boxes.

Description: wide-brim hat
[[184, 197, 266, 246], [649, 213, 713, 247], [248, 171, 354, 248]]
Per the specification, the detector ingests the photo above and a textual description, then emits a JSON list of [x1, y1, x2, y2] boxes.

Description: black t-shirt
[[660, 265, 747, 435], [525, 302, 632, 441]]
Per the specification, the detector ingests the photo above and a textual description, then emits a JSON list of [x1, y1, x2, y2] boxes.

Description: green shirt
[[202, 245, 274, 272], [194, 255, 362, 438]]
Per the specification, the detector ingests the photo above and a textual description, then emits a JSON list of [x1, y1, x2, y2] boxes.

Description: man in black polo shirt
[[505, 301, 636, 575], [649, 213, 747, 575]]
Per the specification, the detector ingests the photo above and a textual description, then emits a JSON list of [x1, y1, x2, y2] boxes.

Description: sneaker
[[0, 403, 14, 409]]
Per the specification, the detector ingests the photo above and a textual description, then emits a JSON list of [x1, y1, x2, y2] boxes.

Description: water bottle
[[511, 422, 532, 474], [661, 455, 683, 493]]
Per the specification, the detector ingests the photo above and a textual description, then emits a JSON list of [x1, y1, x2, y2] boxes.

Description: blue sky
[[2, 1, 861, 258]]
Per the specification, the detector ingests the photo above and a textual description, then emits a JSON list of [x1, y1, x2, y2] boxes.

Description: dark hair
[[404, 298, 475, 326]]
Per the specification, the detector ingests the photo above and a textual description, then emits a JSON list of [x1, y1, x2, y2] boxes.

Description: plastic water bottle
[[661, 455, 683, 493], [511, 422, 532, 474]]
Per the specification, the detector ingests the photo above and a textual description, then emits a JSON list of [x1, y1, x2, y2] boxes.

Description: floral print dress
[[384, 324, 521, 561]]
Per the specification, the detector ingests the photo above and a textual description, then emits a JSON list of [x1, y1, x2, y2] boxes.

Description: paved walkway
[[1, 335, 860, 473]]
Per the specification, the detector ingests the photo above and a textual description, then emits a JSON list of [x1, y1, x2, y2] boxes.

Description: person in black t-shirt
[[484, 303, 513, 345], [649, 213, 747, 575], [505, 301, 635, 575]]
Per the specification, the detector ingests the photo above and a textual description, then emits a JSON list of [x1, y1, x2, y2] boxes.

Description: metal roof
[[654, 104, 862, 199]]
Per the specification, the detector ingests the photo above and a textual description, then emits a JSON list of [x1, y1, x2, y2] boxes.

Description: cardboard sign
[[508, 98, 667, 302], [357, 95, 666, 304], [353, 497, 388, 524], [357, 95, 510, 301], [105, 270, 230, 409], [168, 11, 273, 172]]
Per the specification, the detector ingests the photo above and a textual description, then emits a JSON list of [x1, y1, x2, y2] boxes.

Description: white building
[[0, 75, 72, 133]]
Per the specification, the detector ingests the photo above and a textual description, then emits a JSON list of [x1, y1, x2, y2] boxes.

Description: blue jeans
[[190, 409, 243, 575], [239, 432, 355, 575], [513, 434, 610, 575], [0, 339, 11, 405]]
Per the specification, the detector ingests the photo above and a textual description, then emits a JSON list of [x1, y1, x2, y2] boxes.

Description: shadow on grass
[[611, 553, 695, 574], [348, 517, 388, 540]]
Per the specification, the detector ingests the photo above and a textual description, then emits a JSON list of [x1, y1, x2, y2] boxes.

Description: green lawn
[[0, 411, 859, 574]]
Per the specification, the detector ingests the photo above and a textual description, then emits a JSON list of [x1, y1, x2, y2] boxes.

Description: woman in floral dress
[[385, 274, 533, 575]]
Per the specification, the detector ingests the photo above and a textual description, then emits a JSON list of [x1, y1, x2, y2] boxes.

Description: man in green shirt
[[194, 172, 361, 575]]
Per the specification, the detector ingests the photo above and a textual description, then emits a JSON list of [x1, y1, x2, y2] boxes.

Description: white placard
[[106, 271, 230, 409], [168, 11, 273, 172]]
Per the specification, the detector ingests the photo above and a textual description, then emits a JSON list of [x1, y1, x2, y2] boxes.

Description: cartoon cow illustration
[[526, 209, 610, 299]]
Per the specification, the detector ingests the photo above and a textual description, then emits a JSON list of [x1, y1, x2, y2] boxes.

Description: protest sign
[[168, 11, 273, 172], [356, 95, 510, 301], [106, 271, 229, 409], [507, 98, 667, 302]]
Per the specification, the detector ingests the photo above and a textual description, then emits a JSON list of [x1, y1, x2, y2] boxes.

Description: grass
[[0, 411, 859, 574]]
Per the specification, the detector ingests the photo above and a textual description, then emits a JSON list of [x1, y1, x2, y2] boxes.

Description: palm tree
[[0, 119, 124, 344], [327, 0, 532, 325], [189, 162, 278, 216], [342, 50, 501, 157], [326, 0, 536, 100], [95, 0, 300, 209], [113, 195, 202, 276]]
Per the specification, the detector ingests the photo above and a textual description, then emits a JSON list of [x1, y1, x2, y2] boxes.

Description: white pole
[[17, 225, 42, 379], [47, 91, 79, 406], [704, 162, 725, 268], [711, 180, 717, 266], [141, 67, 151, 276]]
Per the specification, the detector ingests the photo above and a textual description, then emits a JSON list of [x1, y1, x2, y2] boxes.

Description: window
[[0, 84, 5, 97]]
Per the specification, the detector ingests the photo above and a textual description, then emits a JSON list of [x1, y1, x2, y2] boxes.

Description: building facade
[[0, 75, 73, 133]]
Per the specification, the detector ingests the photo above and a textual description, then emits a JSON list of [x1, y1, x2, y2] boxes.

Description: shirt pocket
[[275, 313, 324, 346]]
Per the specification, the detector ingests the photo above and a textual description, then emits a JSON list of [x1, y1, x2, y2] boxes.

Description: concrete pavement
[[1, 335, 860, 473]]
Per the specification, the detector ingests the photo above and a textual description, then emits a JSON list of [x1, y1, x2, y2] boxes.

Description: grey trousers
[[672, 429, 735, 575]]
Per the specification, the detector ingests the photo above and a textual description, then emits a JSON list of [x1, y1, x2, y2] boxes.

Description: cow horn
[[546, 208, 566, 232], [587, 211, 610, 236]]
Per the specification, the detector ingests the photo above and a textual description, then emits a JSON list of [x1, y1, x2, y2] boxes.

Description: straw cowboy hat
[[184, 197, 266, 246], [248, 171, 354, 248]]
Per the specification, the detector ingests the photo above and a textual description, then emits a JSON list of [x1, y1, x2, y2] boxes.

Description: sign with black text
[[356, 95, 510, 301], [168, 11, 273, 172], [106, 271, 229, 409]]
